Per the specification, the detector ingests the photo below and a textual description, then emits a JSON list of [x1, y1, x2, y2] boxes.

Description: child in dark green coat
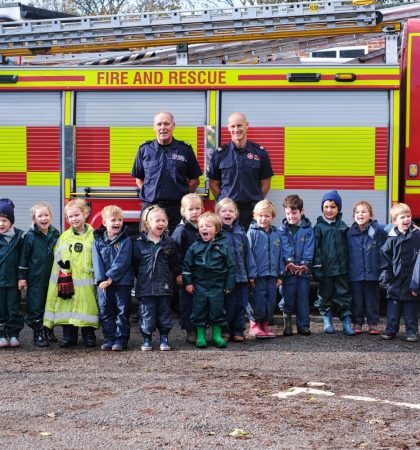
[[313, 190, 356, 336], [183, 212, 236, 349], [0, 199, 24, 349], [19, 202, 61, 346]]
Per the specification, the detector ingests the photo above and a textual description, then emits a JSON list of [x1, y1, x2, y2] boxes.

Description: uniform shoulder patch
[[218, 143, 229, 152], [177, 140, 192, 147]]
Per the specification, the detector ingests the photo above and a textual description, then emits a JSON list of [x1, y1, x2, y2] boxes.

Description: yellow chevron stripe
[[27, 172, 60, 186], [77, 172, 110, 186], [0, 127, 26, 171]]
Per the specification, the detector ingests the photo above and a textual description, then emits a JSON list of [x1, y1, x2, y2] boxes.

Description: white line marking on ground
[[273, 388, 420, 410]]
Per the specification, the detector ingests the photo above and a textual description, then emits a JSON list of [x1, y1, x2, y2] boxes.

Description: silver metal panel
[[0, 92, 61, 125], [221, 91, 389, 127], [268, 189, 389, 229], [0, 186, 63, 231], [75, 91, 206, 126]]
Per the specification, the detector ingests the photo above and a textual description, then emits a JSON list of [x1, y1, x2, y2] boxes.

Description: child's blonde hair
[[353, 201, 373, 218], [198, 211, 222, 234], [64, 199, 90, 219], [102, 205, 124, 221], [215, 197, 238, 218], [180, 193, 203, 217], [31, 201, 53, 221], [390, 203, 411, 221], [253, 199, 276, 219], [141, 205, 168, 232]]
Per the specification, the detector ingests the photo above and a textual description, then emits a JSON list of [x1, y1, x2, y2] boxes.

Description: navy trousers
[[224, 282, 248, 336], [350, 280, 380, 326], [98, 285, 131, 344], [385, 299, 418, 336], [139, 295, 173, 336], [250, 276, 277, 322], [281, 275, 311, 329]]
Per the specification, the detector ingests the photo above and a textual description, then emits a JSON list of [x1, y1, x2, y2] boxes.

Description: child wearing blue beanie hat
[[0, 198, 24, 348], [313, 190, 356, 336]]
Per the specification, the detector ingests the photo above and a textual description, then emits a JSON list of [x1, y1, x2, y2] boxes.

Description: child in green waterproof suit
[[43, 199, 99, 348], [182, 212, 236, 348], [18, 202, 60, 347]]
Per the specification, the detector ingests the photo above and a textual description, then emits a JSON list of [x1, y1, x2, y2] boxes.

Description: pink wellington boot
[[249, 321, 270, 339], [261, 321, 276, 338]]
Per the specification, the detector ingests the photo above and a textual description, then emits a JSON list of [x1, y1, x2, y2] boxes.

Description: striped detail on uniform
[[50, 273, 95, 286]]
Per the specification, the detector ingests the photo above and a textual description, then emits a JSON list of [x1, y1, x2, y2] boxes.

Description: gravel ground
[[1, 315, 420, 450]]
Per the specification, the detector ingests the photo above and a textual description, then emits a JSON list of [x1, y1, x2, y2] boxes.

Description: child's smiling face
[[354, 205, 372, 229], [147, 212, 167, 238], [218, 203, 237, 227], [33, 206, 52, 234], [67, 207, 87, 233], [395, 212, 412, 233], [322, 201, 339, 221], [199, 220, 217, 242], [104, 215, 123, 238], [0, 217, 12, 234]]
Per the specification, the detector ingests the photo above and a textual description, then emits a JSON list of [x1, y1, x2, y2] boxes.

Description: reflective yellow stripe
[[406, 180, 420, 186], [405, 188, 420, 194], [392, 90, 400, 202], [44, 311, 98, 325], [209, 90, 217, 126]]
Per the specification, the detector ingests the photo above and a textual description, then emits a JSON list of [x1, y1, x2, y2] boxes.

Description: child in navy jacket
[[171, 193, 203, 344], [133, 205, 180, 351], [279, 195, 314, 337], [381, 203, 420, 342], [93, 205, 133, 351], [217, 198, 255, 342], [347, 201, 388, 335], [247, 200, 283, 339]]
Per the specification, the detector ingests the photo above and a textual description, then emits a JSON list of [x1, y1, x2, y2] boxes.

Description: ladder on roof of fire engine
[[0, 0, 400, 57]]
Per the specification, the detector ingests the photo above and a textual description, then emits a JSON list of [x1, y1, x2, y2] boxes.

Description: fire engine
[[0, 0, 418, 230]]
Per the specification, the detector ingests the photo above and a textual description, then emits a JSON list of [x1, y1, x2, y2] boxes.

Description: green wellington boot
[[212, 324, 227, 348], [196, 327, 208, 349]]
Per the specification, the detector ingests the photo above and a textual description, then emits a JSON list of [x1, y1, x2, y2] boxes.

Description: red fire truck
[[0, 12, 419, 230]]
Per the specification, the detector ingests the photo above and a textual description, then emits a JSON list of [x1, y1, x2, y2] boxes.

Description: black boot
[[33, 322, 49, 347], [45, 327, 58, 342]]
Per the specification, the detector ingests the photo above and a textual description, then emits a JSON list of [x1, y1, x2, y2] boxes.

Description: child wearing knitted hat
[[0, 198, 25, 348], [312, 191, 356, 336]]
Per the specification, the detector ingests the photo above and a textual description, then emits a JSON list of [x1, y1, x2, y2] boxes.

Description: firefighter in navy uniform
[[131, 111, 203, 234], [208, 112, 274, 230]]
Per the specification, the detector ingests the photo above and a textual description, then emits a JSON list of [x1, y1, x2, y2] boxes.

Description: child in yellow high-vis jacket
[[43, 199, 98, 348]]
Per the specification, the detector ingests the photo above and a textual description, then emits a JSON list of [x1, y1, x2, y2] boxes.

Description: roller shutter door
[[0, 92, 62, 230], [74, 91, 207, 190], [220, 91, 391, 225]]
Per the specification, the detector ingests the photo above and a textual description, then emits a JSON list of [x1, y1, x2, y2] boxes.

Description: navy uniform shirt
[[207, 140, 274, 204], [131, 138, 203, 203]]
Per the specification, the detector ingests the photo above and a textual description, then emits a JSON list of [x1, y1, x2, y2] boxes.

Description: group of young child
[[0, 189, 419, 351]]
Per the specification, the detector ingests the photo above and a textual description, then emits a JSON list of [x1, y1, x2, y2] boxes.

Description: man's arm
[[188, 177, 200, 192], [135, 178, 144, 189], [260, 178, 271, 197], [208, 179, 221, 198]]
